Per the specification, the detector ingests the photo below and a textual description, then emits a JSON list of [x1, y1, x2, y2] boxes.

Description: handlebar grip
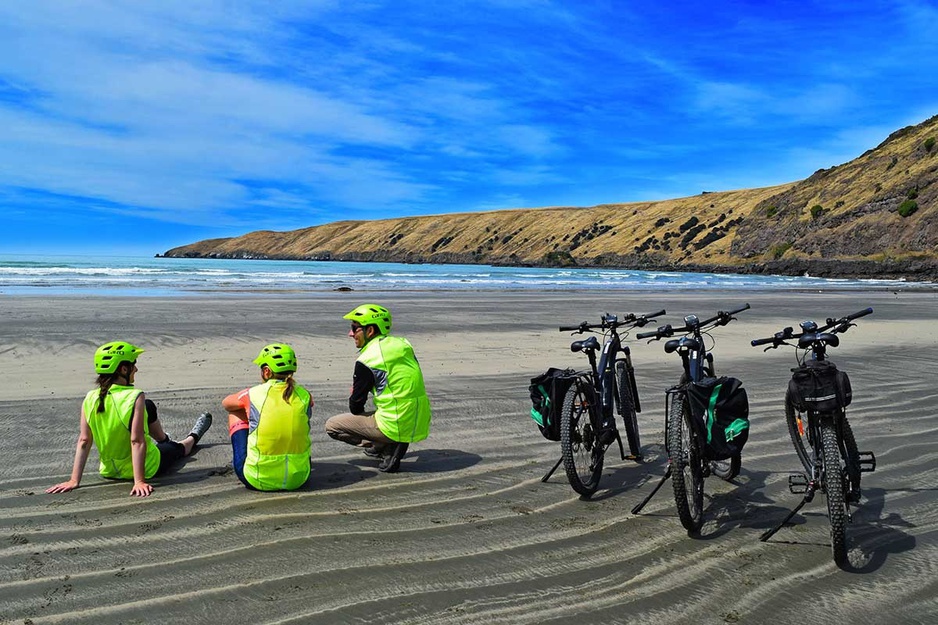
[[729, 303, 751, 316], [847, 307, 873, 321], [559, 325, 580, 332], [643, 309, 666, 319], [751, 337, 775, 347], [635, 330, 657, 339]]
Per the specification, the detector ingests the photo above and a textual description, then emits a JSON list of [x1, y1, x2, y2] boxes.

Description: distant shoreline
[[159, 251, 938, 284]]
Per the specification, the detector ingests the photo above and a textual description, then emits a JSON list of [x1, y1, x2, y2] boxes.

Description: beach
[[1, 290, 937, 624]]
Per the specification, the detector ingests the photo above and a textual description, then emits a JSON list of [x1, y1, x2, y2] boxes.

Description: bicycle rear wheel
[[668, 392, 704, 533], [820, 421, 849, 566], [785, 391, 813, 474], [560, 379, 604, 497], [615, 360, 642, 459]]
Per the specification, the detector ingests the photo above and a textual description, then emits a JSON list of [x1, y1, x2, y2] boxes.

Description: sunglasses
[[350, 325, 364, 334]]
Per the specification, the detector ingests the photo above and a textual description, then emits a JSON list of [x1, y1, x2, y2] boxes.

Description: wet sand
[[1, 290, 936, 624]]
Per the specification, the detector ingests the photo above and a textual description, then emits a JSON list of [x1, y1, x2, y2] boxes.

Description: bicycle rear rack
[[858, 450, 876, 473]]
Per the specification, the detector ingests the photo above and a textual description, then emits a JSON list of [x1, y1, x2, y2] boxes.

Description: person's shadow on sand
[[150, 442, 224, 487], [345, 448, 482, 474]]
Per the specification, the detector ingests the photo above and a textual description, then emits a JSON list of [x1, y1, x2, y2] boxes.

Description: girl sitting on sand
[[222, 343, 313, 491], [47, 341, 212, 498]]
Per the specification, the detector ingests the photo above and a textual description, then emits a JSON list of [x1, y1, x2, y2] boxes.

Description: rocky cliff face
[[165, 116, 938, 280]]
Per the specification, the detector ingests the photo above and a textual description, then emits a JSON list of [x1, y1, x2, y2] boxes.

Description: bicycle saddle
[[664, 336, 701, 353], [798, 332, 839, 349], [571, 336, 601, 352]]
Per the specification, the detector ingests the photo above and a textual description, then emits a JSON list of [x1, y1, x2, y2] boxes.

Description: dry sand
[[1, 290, 937, 624]]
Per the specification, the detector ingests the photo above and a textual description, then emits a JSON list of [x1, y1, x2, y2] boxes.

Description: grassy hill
[[165, 115, 938, 279]]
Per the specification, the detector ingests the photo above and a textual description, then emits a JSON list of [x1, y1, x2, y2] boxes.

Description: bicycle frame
[[630, 303, 750, 524], [577, 319, 632, 425], [549, 310, 664, 496], [753, 307, 876, 565]]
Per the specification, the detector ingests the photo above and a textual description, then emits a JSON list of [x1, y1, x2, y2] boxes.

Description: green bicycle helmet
[[343, 304, 392, 336], [253, 343, 298, 373], [94, 341, 145, 375]]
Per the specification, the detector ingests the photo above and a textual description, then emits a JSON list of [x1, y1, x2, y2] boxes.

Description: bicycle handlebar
[[559, 309, 666, 334], [636, 303, 750, 341], [821, 306, 873, 332], [750, 307, 873, 348]]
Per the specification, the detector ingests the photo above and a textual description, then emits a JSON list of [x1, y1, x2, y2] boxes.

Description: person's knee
[[228, 413, 249, 436]]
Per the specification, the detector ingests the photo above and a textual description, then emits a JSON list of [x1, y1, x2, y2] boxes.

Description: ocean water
[[0, 254, 925, 297]]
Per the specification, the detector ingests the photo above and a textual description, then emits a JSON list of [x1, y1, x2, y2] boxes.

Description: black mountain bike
[[753, 307, 876, 566], [632, 304, 750, 533], [545, 310, 664, 497]]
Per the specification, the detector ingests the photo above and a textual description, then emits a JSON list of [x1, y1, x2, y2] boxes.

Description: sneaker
[[378, 442, 409, 473], [188, 412, 213, 445]]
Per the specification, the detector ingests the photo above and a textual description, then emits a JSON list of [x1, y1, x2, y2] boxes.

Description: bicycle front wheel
[[615, 360, 642, 458], [668, 392, 704, 533], [841, 415, 862, 502], [785, 391, 813, 474], [560, 379, 604, 497], [820, 421, 849, 566]]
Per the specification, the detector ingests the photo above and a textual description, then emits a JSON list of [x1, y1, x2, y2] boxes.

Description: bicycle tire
[[841, 415, 862, 501], [710, 454, 741, 481], [820, 421, 849, 566], [668, 392, 704, 533], [785, 391, 813, 474], [560, 379, 604, 497], [615, 360, 642, 458]]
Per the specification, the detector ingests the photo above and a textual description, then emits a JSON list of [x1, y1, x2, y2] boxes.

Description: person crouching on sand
[[325, 304, 432, 473], [47, 341, 212, 498], [222, 343, 313, 491]]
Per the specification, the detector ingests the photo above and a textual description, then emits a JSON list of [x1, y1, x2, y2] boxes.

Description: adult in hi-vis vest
[[47, 341, 213, 498], [325, 304, 432, 473], [223, 343, 313, 491]]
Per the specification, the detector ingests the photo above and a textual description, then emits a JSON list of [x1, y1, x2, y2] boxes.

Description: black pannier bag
[[529, 367, 578, 441], [788, 360, 852, 413], [685, 376, 750, 460]]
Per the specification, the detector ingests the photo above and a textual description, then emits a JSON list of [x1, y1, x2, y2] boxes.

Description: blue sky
[[2, 1, 937, 255]]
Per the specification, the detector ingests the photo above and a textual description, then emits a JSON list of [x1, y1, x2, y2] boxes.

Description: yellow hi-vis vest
[[244, 380, 312, 491], [83, 385, 160, 480], [358, 335, 431, 443]]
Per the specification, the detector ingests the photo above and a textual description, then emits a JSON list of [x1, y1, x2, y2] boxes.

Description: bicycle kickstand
[[631, 463, 672, 514], [541, 456, 564, 482], [760, 476, 816, 542], [615, 429, 627, 461]]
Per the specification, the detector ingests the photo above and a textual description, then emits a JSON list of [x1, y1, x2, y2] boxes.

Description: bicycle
[[543, 310, 664, 497], [631, 304, 751, 534], [753, 307, 876, 566]]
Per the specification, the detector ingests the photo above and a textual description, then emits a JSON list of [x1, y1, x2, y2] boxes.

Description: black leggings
[[145, 400, 186, 474]]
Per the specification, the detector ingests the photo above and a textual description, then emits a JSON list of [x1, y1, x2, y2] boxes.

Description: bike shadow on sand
[[598, 442, 791, 534], [740, 483, 917, 572], [829, 486, 915, 573]]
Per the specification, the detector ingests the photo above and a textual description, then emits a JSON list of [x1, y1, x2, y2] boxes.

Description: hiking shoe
[[378, 442, 409, 473], [363, 446, 384, 458], [188, 412, 213, 444]]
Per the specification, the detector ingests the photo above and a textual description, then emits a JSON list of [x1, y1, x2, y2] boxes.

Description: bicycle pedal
[[858, 451, 876, 473], [788, 474, 809, 494]]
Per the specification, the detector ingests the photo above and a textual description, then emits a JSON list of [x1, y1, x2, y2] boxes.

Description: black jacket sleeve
[[349, 360, 375, 414]]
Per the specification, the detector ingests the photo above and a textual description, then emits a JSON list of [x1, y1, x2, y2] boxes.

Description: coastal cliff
[[165, 115, 938, 280]]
